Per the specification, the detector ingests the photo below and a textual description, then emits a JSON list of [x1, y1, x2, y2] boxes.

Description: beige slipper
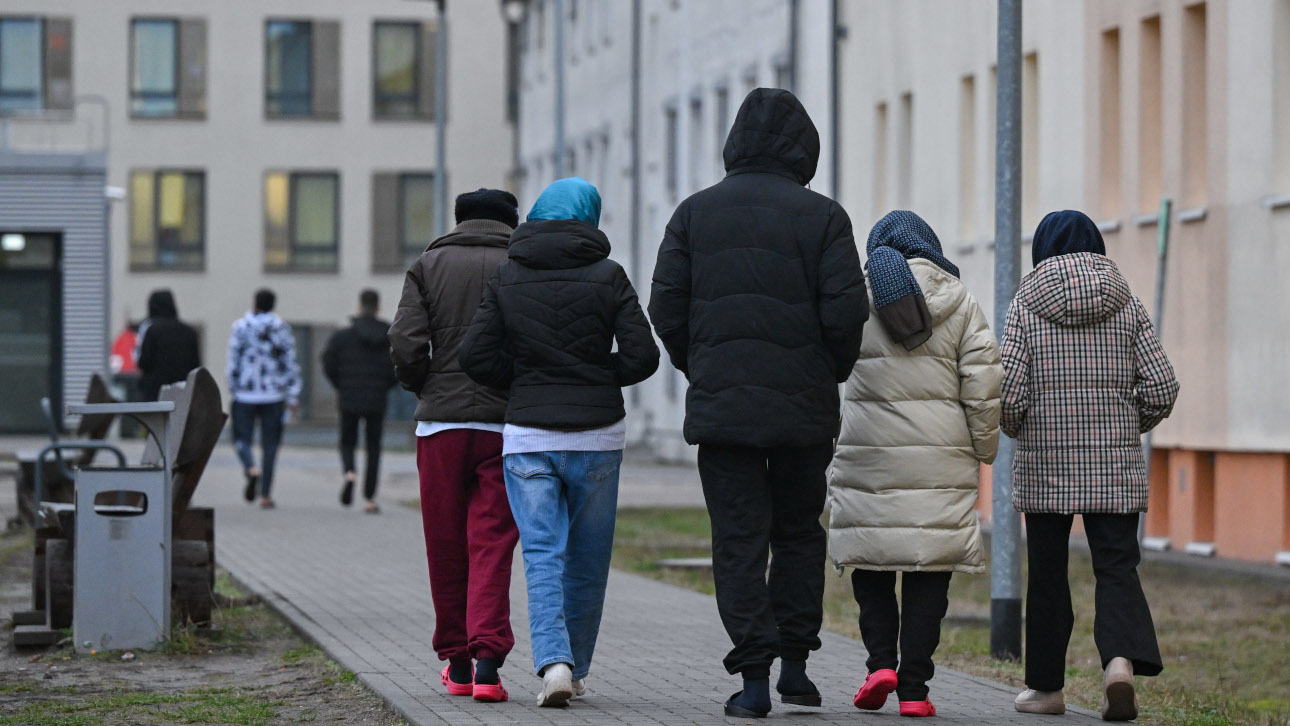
[[1015, 688, 1066, 715], [1100, 657, 1138, 721]]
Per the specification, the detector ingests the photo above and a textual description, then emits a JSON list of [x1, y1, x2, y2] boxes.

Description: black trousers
[[697, 442, 833, 679], [339, 411, 385, 501], [1024, 513, 1163, 691], [851, 570, 952, 701]]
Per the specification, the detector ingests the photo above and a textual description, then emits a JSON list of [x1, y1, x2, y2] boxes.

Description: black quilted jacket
[[649, 88, 869, 447], [460, 219, 659, 430]]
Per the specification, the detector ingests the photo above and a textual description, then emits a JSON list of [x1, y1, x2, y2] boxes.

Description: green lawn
[[611, 507, 1290, 726]]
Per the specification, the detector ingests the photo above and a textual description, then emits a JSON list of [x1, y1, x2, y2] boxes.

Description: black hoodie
[[322, 314, 398, 414], [649, 88, 868, 447], [460, 218, 659, 430], [136, 289, 202, 401]]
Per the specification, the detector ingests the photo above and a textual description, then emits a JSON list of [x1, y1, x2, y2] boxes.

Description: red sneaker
[[853, 669, 898, 710], [473, 678, 509, 703], [440, 665, 473, 697], [899, 698, 937, 717]]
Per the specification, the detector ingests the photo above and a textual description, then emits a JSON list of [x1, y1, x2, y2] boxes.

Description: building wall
[[11, 0, 513, 420]]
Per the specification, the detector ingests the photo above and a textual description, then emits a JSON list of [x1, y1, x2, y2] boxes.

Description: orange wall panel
[[1213, 453, 1290, 563]]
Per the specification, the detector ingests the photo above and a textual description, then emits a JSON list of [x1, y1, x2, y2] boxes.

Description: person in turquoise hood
[[462, 177, 659, 707]]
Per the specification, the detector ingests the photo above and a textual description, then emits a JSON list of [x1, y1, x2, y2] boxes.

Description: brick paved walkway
[[200, 445, 1098, 725]]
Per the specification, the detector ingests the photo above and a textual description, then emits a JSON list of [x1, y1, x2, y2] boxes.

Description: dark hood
[[508, 219, 611, 270], [351, 315, 390, 348], [1032, 210, 1106, 267], [1017, 252, 1132, 327], [722, 88, 820, 185], [147, 289, 177, 319]]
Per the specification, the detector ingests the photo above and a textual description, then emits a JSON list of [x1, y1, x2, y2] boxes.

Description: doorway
[[0, 232, 61, 432]]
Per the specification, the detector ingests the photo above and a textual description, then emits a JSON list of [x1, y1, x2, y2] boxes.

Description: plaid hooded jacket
[[1000, 252, 1179, 513]]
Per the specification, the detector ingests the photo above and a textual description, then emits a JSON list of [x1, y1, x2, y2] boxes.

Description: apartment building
[[837, 0, 1290, 564], [515, 0, 834, 459], [0, 0, 515, 425]]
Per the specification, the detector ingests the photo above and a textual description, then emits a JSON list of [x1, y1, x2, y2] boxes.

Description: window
[[1182, 3, 1207, 207], [0, 16, 71, 114], [714, 85, 729, 178], [774, 59, 792, 92], [265, 19, 339, 119], [897, 92, 913, 209], [265, 171, 339, 272], [958, 75, 977, 240], [1099, 28, 1122, 219], [373, 21, 439, 120], [688, 97, 703, 191], [873, 101, 888, 217], [664, 105, 679, 201], [129, 170, 205, 271], [373, 173, 436, 272], [1022, 53, 1039, 230], [131, 18, 206, 118], [1139, 15, 1162, 212]]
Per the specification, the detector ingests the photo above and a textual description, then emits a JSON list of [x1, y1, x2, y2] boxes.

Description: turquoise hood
[[526, 177, 601, 228]]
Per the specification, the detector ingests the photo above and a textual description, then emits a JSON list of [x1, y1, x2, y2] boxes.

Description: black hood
[[722, 88, 820, 185], [1032, 210, 1106, 267], [508, 219, 611, 270], [147, 289, 177, 319], [351, 315, 390, 348]]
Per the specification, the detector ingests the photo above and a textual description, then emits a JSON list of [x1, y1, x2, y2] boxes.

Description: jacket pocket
[[505, 453, 553, 479]]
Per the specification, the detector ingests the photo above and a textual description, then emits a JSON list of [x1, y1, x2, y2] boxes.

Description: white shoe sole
[[1015, 701, 1066, 715]]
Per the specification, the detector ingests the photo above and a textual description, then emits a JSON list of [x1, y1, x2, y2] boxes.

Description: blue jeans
[[503, 450, 622, 680], [231, 401, 285, 497]]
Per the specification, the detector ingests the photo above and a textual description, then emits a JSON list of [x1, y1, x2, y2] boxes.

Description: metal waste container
[[67, 401, 173, 654]]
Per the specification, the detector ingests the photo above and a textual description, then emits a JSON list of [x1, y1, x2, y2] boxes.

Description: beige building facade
[[3, 0, 514, 421], [837, 0, 1290, 563]]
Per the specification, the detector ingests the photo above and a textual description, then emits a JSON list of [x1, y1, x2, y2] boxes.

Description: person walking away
[[227, 288, 301, 509], [462, 177, 658, 708], [1002, 210, 1179, 721], [389, 188, 524, 703], [134, 289, 201, 401], [649, 88, 868, 718], [828, 211, 1002, 718], [322, 289, 397, 513]]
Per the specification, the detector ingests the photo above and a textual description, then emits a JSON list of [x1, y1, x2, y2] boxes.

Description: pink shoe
[[473, 678, 509, 703], [853, 669, 898, 710], [900, 698, 936, 717], [440, 665, 473, 697]]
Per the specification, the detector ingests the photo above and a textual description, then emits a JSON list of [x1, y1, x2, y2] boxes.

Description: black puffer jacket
[[136, 290, 202, 401], [649, 88, 868, 447], [322, 315, 398, 414], [460, 219, 660, 430]]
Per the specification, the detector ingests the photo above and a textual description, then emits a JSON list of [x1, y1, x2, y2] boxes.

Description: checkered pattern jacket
[[1000, 253, 1179, 514]]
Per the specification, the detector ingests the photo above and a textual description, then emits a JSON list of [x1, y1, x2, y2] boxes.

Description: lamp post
[[500, 0, 528, 193]]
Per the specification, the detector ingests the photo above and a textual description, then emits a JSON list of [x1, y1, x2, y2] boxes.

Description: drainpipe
[[629, 0, 642, 408], [787, 0, 799, 92], [434, 0, 449, 236], [829, 0, 840, 198], [553, 0, 566, 178]]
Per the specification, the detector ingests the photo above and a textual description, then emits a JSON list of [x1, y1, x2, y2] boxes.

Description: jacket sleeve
[[460, 270, 515, 390], [320, 332, 341, 389], [611, 265, 661, 387], [388, 263, 433, 394], [136, 323, 156, 375], [278, 322, 303, 406], [1131, 299, 1180, 433], [817, 206, 869, 382], [957, 298, 1003, 463], [999, 300, 1030, 438], [648, 205, 692, 375]]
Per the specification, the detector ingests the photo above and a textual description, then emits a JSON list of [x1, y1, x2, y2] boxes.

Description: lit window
[[130, 170, 205, 271]]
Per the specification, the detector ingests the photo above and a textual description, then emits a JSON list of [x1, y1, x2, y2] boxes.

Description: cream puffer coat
[[828, 259, 1002, 573]]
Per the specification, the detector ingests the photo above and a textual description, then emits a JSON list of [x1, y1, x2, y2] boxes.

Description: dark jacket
[[136, 290, 202, 401], [322, 315, 398, 414], [649, 88, 868, 447], [460, 219, 659, 430], [389, 219, 513, 423]]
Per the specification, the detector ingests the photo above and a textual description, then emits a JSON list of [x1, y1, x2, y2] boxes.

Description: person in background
[[227, 288, 301, 509], [649, 88, 868, 718], [1002, 210, 1179, 721], [135, 289, 201, 401], [388, 188, 522, 703], [462, 177, 658, 708], [828, 211, 1001, 718], [322, 289, 397, 513]]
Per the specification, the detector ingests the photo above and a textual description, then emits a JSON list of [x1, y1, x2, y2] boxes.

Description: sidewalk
[[196, 445, 1098, 726]]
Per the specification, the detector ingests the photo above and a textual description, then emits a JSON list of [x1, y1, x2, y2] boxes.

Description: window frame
[[286, 171, 340, 272], [371, 20, 422, 121], [128, 16, 182, 119], [396, 172, 435, 263], [128, 167, 206, 272], [0, 16, 44, 114], [264, 18, 313, 119]]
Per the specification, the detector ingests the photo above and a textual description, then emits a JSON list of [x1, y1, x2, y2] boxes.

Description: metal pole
[[553, 0, 566, 178], [434, 0, 448, 236], [990, 0, 1023, 662], [787, 0, 799, 93], [1140, 197, 1172, 543], [629, 0, 642, 407], [829, 0, 841, 199]]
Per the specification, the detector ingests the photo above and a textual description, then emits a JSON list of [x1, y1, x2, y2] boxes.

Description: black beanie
[[455, 188, 519, 228]]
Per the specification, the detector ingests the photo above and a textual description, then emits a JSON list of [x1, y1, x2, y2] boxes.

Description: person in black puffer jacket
[[135, 289, 202, 402], [649, 88, 868, 718], [461, 177, 658, 707], [322, 289, 398, 511]]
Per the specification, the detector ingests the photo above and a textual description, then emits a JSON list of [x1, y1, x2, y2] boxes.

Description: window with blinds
[[129, 169, 205, 271], [265, 19, 340, 120], [265, 171, 340, 272], [372, 20, 440, 121], [372, 172, 436, 273], [0, 16, 72, 114], [130, 17, 206, 119]]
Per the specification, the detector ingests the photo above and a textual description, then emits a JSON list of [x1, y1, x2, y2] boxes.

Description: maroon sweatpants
[[417, 429, 519, 664]]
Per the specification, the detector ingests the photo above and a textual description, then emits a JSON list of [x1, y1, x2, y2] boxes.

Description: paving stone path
[[199, 445, 1099, 725]]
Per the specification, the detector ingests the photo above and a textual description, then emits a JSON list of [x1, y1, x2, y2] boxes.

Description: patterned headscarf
[[866, 211, 960, 350]]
